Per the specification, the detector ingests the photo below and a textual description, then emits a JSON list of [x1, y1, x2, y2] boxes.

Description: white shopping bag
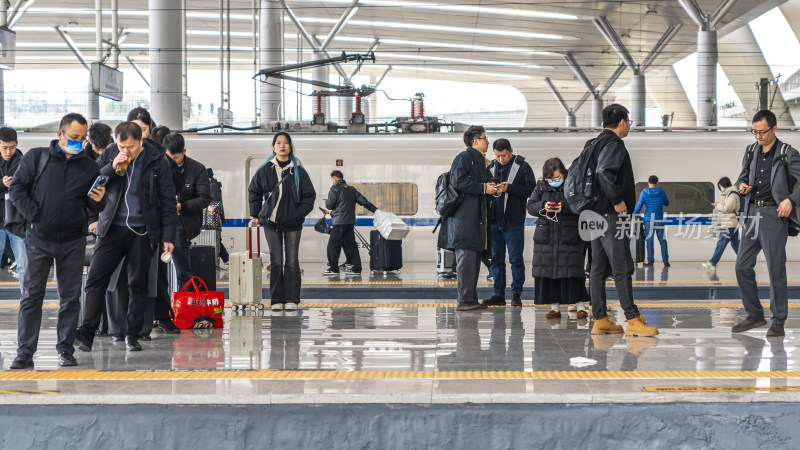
[[373, 209, 410, 240]]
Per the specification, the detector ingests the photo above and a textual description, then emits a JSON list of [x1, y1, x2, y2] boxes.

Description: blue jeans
[[0, 228, 26, 296], [644, 220, 668, 263], [709, 227, 740, 265], [172, 225, 192, 289], [490, 221, 525, 297]]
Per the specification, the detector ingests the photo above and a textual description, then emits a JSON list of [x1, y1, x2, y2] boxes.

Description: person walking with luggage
[[633, 175, 670, 267], [249, 132, 316, 312], [702, 177, 741, 271], [75, 121, 178, 353], [9, 113, 107, 369], [204, 168, 229, 268], [588, 104, 658, 337], [528, 158, 589, 318], [733, 110, 800, 337], [163, 132, 211, 288], [321, 170, 377, 276], [0, 127, 27, 296], [444, 125, 498, 311], [483, 139, 535, 307]]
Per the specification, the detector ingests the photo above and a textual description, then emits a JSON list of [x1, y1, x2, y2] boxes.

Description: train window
[[350, 183, 419, 216], [634, 182, 714, 214]]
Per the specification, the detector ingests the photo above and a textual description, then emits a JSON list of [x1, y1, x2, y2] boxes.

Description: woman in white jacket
[[703, 177, 741, 270]]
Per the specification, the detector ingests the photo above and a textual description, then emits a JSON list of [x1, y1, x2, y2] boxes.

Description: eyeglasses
[[752, 126, 774, 137], [474, 136, 488, 141]]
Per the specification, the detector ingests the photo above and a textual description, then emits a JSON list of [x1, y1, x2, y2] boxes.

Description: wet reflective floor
[[1, 300, 799, 404]]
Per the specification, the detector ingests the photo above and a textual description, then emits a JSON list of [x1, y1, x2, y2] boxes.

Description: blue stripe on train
[[223, 216, 713, 227]]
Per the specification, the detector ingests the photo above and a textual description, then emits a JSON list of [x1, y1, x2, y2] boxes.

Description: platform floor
[[0, 300, 799, 405]]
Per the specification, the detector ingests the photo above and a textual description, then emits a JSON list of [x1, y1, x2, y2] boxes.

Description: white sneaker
[[271, 303, 284, 311], [568, 304, 577, 312], [701, 262, 716, 271], [322, 269, 339, 276], [9, 261, 17, 270], [284, 302, 298, 311]]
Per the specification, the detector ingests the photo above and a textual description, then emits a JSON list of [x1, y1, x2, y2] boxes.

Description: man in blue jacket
[[633, 175, 670, 267]]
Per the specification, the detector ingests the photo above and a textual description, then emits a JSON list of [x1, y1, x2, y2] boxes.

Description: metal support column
[[260, 0, 282, 123], [591, 97, 603, 127], [0, 0, 8, 126], [630, 72, 646, 126], [339, 77, 352, 124], [88, 0, 102, 121], [111, 0, 119, 68], [149, 0, 183, 129]]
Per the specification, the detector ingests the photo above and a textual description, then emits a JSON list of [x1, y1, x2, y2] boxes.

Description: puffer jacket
[[248, 159, 316, 231], [325, 180, 377, 225], [713, 186, 741, 230], [527, 181, 585, 279], [633, 186, 669, 222], [443, 146, 489, 252]]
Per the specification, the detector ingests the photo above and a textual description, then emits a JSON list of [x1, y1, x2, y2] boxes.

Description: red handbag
[[171, 277, 224, 329]]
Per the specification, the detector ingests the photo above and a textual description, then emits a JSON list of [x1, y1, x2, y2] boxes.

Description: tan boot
[[625, 315, 659, 337], [626, 337, 659, 356], [591, 316, 623, 335]]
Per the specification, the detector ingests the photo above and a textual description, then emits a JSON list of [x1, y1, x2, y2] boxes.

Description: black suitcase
[[369, 230, 402, 273], [635, 220, 646, 264], [190, 244, 217, 291]]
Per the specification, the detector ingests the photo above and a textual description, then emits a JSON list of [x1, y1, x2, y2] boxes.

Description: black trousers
[[327, 224, 361, 273], [265, 226, 302, 303], [80, 226, 156, 337]]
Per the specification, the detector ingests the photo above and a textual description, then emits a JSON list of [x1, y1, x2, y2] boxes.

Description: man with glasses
[[733, 110, 800, 337], [0, 127, 27, 296]]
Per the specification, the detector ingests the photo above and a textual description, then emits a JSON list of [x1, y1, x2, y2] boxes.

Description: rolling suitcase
[[369, 230, 402, 274], [634, 218, 646, 264], [437, 248, 455, 275], [197, 229, 220, 262], [230, 227, 264, 311], [190, 244, 217, 291]]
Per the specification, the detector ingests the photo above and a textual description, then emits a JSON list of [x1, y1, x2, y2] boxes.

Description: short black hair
[[648, 175, 659, 184], [752, 109, 777, 128], [602, 104, 629, 128], [0, 127, 17, 143], [151, 126, 171, 145], [330, 170, 344, 179], [163, 132, 185, 155], [542, 157, 567, 179], [492, 138, 512, 152], [115, 121, 143, 142], [463, 125, 485, 147], [127, 106, 155, 127], [59, 113, 88, 131], [718, 177, 732, 189], [88, 122, 113, 149]]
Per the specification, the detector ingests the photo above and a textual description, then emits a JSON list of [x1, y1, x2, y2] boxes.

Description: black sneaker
[[111, 333, 125, 342], [125, 335, 142, 352], [156, 320, 181, 334], [731, 318, 767, 333], [511, 293, 522, 307], [664, 262, 671, 267], [10, 354, 33, 370], [482, 295, 506, 306], [74, 329, 94, 352], [137, 333, 152, 341], [58, 352, 77, 367], [642, 262, 654, 268]]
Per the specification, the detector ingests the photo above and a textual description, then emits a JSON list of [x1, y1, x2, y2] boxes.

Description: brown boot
[[591, 317, 623, 335], [625, 315, 659, 337]]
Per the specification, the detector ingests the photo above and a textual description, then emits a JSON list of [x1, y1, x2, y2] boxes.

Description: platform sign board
[[218, 108, 233, 127], [0, 28, 16, 70], [91, 62, 124, 101]]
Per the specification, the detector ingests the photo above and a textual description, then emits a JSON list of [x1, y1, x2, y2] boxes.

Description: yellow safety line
[[0, 280, 796, 287], [643, 386, 800, 392], [0, 370, 798, 381]]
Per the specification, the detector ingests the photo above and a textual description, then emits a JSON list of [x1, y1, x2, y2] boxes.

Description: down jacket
[[248, 159, 316, 231], [713, 186, 741, 230], [442, 147, 489, 252], [527, 181, 585, 279]]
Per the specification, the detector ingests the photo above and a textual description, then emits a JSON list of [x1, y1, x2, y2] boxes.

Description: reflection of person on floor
[[732, 334, 786, 372], [269, 313, 302, 370], [438, 310, 524, 371], [488, 309, 524, 371]]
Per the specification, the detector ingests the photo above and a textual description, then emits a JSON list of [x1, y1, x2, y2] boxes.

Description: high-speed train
[[18, 131, 800, 264]]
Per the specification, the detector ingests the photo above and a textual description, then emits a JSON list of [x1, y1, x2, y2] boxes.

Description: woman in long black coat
[[527, 158, 589, 319]]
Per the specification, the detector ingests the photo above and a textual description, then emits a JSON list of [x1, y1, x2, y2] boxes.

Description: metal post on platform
[[631, 72, 646, 127], [87, 0, 102, 121], [149, 0, 183, 129], [260, 0, 282, 124], [0, 0, 8, 126]]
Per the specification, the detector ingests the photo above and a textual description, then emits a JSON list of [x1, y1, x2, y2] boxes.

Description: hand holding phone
[[87, 175, 109, 196], [546, 201, 558, 210]]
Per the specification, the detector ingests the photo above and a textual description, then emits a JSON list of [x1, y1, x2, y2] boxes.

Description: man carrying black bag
[[0, 127, 26, 296]]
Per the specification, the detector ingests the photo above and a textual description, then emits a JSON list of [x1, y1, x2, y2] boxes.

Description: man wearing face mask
[[8, 113, 107, 369], [483, 139, 536, 307], [75, 122, 177, 353]]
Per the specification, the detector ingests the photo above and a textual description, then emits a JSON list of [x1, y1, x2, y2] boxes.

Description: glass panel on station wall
[[351, 183, 419, 216], [635, 182, 714, 215]]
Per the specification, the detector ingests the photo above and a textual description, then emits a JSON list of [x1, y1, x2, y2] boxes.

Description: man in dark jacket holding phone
[[446, 125, 498, 311], [322, 170, 377, 276], [9, 113, 106, 369], [75, 122, 177, 353], [163, 132, 211, 288], [0, 127, 26, 295]]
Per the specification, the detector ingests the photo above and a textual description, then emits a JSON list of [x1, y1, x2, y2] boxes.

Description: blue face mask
[[63, 138, 83, 154], [720, 188, 726, 194], [547, 179, 564, 188]]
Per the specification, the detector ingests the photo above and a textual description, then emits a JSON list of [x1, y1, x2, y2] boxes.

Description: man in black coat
[[0, 127, 26, 295], [589, 104, 658, 337], [445, 125, 498, 311], [75, 122, 178, 353], [9, 113, 107, 369], [163, 132, 212, 288], [322, 170, 377, 276], [484, 139, 536, 307]]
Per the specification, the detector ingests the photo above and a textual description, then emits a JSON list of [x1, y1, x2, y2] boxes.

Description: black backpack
[[564, 140, 601, 214], [434, 171, 463, 218]]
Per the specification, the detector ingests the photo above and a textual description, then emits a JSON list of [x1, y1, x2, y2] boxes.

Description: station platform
[[0, 299, 798, 448]]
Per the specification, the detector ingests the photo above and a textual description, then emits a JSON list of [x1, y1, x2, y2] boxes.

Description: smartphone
[[491, 177, 500, 186], [546, 202, 558, 209], [87, 175, 109, 196]]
